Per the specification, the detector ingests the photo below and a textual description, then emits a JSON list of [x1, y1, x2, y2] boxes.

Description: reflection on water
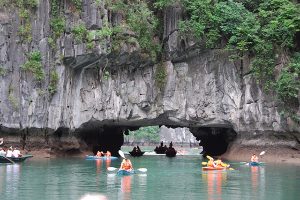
[[0, 157, 300, 200], [121, 175, 132, 200], [202, 171, 227, 200], [251, 166, 265, 199], [1, 164, 21, 200], [251, 166, 259, 190]]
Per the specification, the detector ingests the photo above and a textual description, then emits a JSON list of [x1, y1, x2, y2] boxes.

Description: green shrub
[[22, 51, 45, 81], [72, 24, 87, 43], [48, 70, 59, 95], [275, 53, 300, 101]]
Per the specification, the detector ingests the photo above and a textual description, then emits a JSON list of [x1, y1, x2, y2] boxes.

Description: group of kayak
[[202, 156, 232, 171], [202, 152, 264, 171], [87, 149, 264, 175]]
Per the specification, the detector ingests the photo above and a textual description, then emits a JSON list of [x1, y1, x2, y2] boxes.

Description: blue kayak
[[117, 169, 135, 176], [249, 162, 261, 166], [85, 155, 118, 160]]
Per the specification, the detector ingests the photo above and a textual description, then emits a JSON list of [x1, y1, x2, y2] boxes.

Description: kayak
[[117, 169, 134, 176], [85, 155, 118, 160], [249, 162, 262, 166], [202, 166, 227, 171]]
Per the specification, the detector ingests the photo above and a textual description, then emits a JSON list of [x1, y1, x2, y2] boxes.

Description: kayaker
[[207, 156, 217, 168], [96, 151, 104, 157], [120, 158, 133, 171], [106, 151, 111, 157], [215, 159, 229, 168], [251, 154, 259, 162]]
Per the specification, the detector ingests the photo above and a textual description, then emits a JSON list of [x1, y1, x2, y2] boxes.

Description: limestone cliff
[[0, 1, 299, 157]]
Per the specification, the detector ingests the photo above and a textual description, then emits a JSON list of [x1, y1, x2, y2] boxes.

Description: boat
[[85, 155, 118, 160], [202, 166, 228, 171], [165, 149, 177, 157], [154, 146, 167, 154], [117, 169, 134, 176], [129, 151, 145, 157], [0, 155, 33, 163]]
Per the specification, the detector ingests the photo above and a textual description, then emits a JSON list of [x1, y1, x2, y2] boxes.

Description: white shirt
[[6, 149, 13, 157], [12, 150, 21, 157], [0, 150, 5, 156]]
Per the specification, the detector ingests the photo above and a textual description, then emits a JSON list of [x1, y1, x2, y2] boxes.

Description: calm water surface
[[0, 155, 299, 200]]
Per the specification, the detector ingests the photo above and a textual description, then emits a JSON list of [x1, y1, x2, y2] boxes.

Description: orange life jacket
[[122, 161, 132, 170], [207, 160, 215, 167]]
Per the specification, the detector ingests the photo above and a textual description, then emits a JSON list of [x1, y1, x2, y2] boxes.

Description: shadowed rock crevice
[[190, 127, 237, 157]]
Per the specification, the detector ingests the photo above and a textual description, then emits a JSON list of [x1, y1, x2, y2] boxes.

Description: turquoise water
[[0, 156, 299, 200]]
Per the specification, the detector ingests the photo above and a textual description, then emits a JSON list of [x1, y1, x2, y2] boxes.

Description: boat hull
[[85, 156, 118, 160], [202, 166, 227, 171], [117, 169, 134, 176], [129, 151, 145, 157], [249, 162, 260, 166], [0, 155, 33, 163]]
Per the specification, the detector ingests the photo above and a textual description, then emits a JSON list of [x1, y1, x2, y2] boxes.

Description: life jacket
[[207, 160, 215, 167], [122, 161, 132, 170]]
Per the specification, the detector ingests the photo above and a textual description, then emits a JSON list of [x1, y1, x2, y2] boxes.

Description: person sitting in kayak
[[207, 156, 217, 168], [105, 151, 111, 157], [215, 159, 229, 168], [96, 151, 104, 157], [251, 154, 259, 162], [120, 158, 133, 171]]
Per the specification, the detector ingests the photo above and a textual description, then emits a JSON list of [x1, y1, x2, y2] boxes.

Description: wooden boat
[[129, 151, 145, 157], [165, 149, 177, 157], [0, 155, 33, 163], [85, 155, 118, 160], [154, 146, 167, 154]]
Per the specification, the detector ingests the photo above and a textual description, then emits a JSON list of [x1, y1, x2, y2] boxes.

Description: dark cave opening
[[77, 123, 237, 158], [190, 127, 237, 157], [78, 125, 136, 157]]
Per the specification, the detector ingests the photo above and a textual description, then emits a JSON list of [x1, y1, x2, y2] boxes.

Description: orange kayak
[[202, 166, 227, 171]]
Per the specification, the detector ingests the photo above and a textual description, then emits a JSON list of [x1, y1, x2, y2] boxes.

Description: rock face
[[158, 126, 198, 146], [0, 2, 299, 156]]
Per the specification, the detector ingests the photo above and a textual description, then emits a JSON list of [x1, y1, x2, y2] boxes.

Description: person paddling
[[105, 151, 111, 157], [251, 154, 259, 162], [96, 151, 104, 157], [215, 159, 229, 168], [120, 158, 133, 171], [207, 156, 217, 168]]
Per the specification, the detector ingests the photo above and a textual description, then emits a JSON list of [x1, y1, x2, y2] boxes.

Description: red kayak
[[202, 166, 227, 171]]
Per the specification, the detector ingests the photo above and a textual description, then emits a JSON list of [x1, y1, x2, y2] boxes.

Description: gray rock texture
[[0, 2, 299, 155]]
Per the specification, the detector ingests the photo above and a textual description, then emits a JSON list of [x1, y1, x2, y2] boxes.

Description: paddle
[[117, 150, 147, 172], [118, 150, 126, 159], [244, 151, 266, 165], [259, 151, 266, 156], [107, 167, 147, 172], [0, 156, 15, 164]]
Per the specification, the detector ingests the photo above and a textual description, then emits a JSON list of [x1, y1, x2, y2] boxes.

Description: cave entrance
[[77, 122, 237, 157], [190, 127, 237, 157]]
